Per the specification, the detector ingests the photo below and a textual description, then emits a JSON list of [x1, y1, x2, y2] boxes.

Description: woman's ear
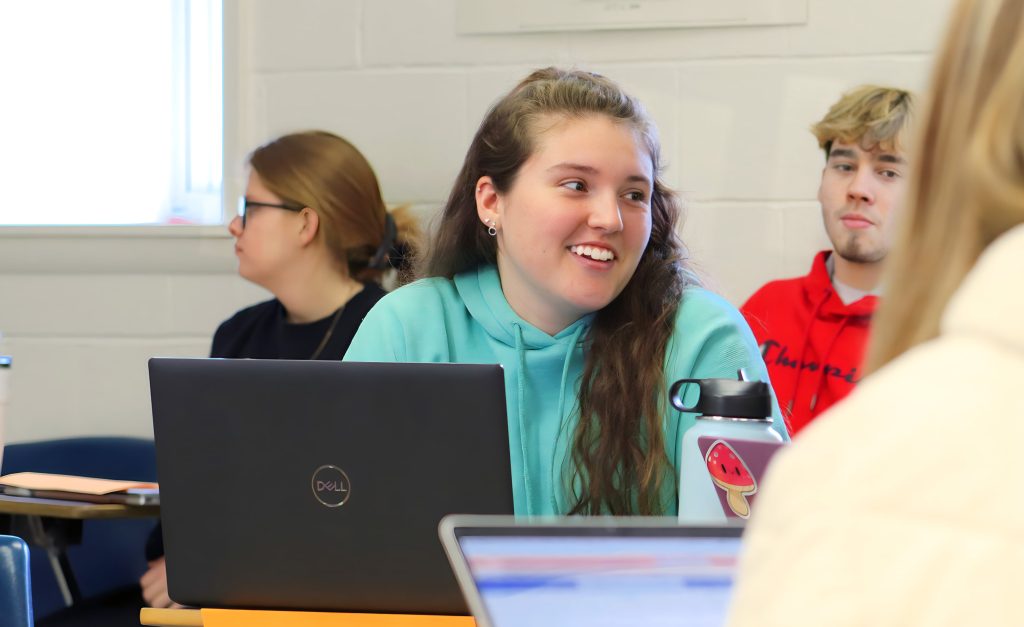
[[298, 207, 320, 246], [475, 176, 501, 231]]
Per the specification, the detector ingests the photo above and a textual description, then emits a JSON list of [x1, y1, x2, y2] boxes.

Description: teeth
[[570, 245, 615, 262]]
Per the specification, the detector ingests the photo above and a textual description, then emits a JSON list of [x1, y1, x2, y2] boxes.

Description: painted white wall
[[0, 0, 955, 443]]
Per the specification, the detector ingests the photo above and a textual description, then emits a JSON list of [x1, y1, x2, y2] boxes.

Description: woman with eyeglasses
[[37, 131, 416, 625], [133, 131, 419, 613], [214, 130, 418, 361]]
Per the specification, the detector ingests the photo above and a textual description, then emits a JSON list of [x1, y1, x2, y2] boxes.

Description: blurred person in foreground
[[728, 0, 1024, 624]]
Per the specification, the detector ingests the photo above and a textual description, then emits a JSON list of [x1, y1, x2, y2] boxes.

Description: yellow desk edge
[[140, 608, 203, 626], [140, 608, 476, 627]]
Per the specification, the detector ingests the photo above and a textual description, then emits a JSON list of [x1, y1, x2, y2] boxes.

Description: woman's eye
[[562, 181, 586, 192], [834, 163, 853, 172], [624, 190, 647, 202], [879, 169, 901, 179]]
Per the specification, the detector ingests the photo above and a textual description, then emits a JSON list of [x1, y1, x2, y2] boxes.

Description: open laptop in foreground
[[440, 515, 745, 627], [148, 358, 513, 615]]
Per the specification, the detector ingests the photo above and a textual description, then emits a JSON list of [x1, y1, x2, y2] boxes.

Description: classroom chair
[[0, 534, 34, 627], [0, 436, 158, 619]]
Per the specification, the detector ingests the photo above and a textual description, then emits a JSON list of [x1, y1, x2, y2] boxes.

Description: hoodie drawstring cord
[[511, 323, 534, 515], [808, 315, 852, 413], [786, 291, 830, 420], [549, 324, 586, 513]]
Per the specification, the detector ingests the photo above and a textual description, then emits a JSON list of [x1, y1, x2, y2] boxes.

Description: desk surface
[[141, 609, 202, 626], [140, 608, 477, 627], [0, 493, 160, 519]]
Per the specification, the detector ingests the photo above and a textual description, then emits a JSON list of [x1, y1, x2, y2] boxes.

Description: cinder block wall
[[0, 0, 952, 442]]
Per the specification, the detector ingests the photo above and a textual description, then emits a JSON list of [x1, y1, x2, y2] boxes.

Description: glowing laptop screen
[[459, 534, 741, 627]]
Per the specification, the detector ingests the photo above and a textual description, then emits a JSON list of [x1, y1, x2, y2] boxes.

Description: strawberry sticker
[[705, 440, 757, 518]]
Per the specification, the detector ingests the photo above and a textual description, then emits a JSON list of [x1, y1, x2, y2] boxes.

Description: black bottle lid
[[669, 369, 772, 419]]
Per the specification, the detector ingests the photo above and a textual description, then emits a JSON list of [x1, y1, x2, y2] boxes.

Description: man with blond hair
[[742, 85, 913, 436]]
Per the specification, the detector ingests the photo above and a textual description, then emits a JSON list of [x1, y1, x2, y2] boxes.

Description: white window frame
[[0, 0, 243, 274]]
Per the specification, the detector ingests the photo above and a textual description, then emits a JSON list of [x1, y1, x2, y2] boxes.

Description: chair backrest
[[0, 534, 34, 627], [1, 436, 157, 619]]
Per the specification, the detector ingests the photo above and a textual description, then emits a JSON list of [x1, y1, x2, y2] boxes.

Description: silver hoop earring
[[486, 219, 497, 237]]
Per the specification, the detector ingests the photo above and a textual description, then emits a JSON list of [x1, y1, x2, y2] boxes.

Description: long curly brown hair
[[424, 68, 695, 514]]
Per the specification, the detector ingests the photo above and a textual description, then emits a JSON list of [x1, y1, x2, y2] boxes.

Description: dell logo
[[316, 480, 346, 492], [311, 465, 351, 508]]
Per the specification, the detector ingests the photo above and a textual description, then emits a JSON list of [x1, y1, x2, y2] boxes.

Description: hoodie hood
[[803, 251, 879, 319], [455, 264, 594, 348]]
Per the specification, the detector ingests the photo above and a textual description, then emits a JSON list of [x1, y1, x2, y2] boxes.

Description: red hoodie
[[741, 251, 878, 436]]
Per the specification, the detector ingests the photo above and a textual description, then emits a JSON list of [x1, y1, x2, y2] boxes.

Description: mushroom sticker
[[705, 440, 757, 518]]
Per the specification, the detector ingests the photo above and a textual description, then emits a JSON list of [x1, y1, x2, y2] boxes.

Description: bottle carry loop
[[669, 370, 773, 420]]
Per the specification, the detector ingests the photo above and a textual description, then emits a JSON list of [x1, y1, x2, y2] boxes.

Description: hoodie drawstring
[[512, 321, 587, 516], [786, 291, 830, 419], [511, 323, 533, 515], [550, 324, 586, 513], [808, 315, 851, 413], [556, 325, 585, 425]]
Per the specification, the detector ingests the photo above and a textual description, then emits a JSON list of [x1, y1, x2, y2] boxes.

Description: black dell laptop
[[148, 358, 513, 615]]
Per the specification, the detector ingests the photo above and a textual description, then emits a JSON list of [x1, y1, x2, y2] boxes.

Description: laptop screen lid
[[149, 358, 513, 615], [439, 515, 744, 627]]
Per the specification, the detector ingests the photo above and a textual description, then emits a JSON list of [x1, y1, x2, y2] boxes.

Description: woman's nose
[[588, 195, 624, 232]]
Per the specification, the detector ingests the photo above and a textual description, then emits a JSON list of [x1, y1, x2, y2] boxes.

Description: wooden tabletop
[[0, 494, 160, 519]]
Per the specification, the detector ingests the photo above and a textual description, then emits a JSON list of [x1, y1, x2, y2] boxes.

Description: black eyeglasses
[[237, 196, 305, 228]]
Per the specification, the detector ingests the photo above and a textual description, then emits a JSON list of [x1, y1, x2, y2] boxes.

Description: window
[[0, 0, 223, 226]]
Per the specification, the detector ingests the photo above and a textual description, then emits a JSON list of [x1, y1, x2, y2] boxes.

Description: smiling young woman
[[346, 67, 789, 516], [474, 113, 653, 335]]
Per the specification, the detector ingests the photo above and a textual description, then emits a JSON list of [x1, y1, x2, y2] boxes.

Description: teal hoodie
[[345, 264, 788, 515]]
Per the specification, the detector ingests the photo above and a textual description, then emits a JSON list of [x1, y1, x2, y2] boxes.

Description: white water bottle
[[674, 370, 786, 523], [0, 355, 9, 471]]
